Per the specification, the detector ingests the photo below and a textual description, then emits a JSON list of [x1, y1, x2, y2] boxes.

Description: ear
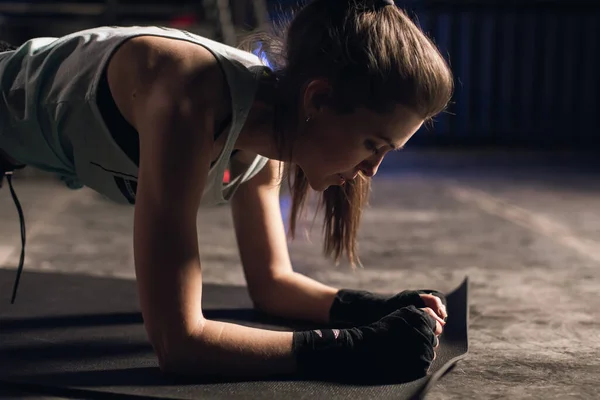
[[302, 79, 334, 118]]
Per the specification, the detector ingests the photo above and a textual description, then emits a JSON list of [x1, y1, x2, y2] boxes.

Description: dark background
[[1, 4, 599, 399], [0, 0, 598, 150]]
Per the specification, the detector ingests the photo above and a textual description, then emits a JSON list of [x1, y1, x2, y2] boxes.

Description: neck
[[236, 81, 296, 163]]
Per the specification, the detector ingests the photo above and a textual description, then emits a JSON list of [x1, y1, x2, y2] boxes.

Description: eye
[[364, 139, 379, 155]]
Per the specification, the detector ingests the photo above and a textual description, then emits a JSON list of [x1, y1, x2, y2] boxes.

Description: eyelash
[[364, 140, 379, 155]]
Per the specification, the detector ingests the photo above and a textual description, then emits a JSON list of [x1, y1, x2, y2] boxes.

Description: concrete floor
[[1, 149, 599, 399]]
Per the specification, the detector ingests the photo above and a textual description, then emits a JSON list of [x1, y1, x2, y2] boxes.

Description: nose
[[359, 157, 383, 178]]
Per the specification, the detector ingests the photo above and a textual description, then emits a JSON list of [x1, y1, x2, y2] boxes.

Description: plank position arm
[[109, 37, 295, 377]]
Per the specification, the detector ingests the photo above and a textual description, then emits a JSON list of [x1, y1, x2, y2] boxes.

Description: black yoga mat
[[0, 270, 469, 399]]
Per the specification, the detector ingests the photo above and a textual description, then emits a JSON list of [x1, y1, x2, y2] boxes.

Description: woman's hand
[[293, 305, 441, 383], [418, 291, 448, 320], [328, 288, 448, 328]]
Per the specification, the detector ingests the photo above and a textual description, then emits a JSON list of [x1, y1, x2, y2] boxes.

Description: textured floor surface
[[1, 149, 600, 399], [0, 271, 468, 400]]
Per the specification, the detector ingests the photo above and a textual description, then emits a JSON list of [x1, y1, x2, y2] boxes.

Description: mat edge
[[414, 276, 470, 400]]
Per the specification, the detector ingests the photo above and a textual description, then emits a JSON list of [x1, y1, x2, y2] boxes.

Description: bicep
[[230, 159, 294, 290]]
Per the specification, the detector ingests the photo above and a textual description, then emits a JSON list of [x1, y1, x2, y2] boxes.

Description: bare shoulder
[[106, 35, 231, 134], [231, 154, 283, 189], [105, 36, 233, 213]]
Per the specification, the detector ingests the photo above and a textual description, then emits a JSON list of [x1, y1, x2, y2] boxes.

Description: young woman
[[0, 0, 453, 383]]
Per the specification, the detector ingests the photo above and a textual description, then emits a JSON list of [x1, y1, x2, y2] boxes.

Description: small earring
[[305, 115, 312, 123]]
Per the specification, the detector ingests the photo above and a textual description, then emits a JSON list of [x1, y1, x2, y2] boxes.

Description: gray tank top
[[0, 26, 269, 206]]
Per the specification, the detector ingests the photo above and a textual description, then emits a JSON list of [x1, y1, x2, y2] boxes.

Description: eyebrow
[[377, 135, 403, 151]]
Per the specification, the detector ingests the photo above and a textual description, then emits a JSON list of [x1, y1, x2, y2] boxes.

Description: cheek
[[307, 120, 366, 170], [307, 126, 339, 155], [321, 145, 365, 174], [319, 135, 355, 158]]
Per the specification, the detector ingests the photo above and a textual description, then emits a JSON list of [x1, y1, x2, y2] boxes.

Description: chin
[[308, 179, 330, 192], [307, 175, 344, 192]]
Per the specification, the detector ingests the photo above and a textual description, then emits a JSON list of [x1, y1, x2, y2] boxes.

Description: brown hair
[[240, 0, 453, 266]]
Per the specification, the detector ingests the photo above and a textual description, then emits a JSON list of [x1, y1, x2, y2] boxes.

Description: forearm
[[253, 272, 339, 324], [159, 319, 295, 378]]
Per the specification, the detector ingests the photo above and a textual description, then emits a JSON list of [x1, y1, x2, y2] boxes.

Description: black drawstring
[[2, 171, 26, 304]]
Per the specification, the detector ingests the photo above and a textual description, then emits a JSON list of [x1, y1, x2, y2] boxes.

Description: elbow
[[249, 289, 276, 315], [147, 320, 208, 375], [151, 332, 190, 375], [251, 295, 273, 315], [153, 336, 183, 375], [248, 275, 287, 316]]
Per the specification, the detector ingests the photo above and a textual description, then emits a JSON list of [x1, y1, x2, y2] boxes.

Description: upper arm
[[108, 37, 230, 346], [230, 158, 294, 298]]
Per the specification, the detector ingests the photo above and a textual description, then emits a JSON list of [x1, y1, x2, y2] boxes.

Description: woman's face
[[293, 83, 425, 191]]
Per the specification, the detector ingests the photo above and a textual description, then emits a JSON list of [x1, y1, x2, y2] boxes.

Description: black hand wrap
[[292, 306, 438, 383], [329, 288, 447, 327]]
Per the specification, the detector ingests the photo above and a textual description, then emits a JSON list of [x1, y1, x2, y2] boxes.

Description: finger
[[422, 307, 445, 328], [419, 294, 444, 317], [421, 307, 444, 335], [438, 303, 448, 321], [420, 294, 448, 320], [419, 290, 447, 306], [434, 335, 439, 349]]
